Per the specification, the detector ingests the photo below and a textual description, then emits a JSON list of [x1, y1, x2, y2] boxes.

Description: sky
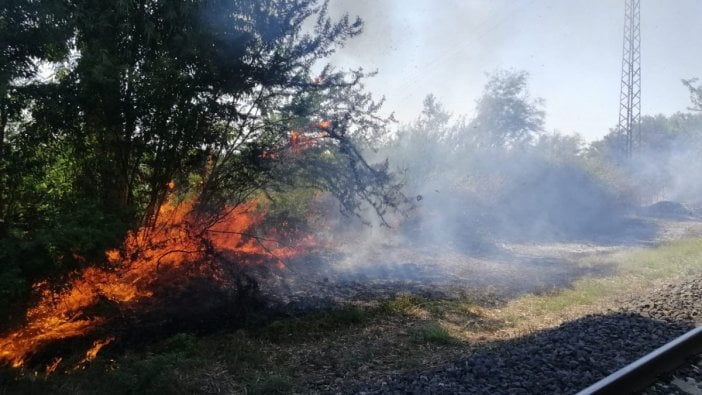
[[325, 0, 702, 141]]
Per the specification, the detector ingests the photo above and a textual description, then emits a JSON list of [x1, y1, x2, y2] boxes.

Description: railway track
[[356, 273, 702, 394], [578, 326, 702, 394], [644, 353, 702, 394]]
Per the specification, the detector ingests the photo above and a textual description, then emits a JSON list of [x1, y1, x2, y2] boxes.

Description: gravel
[[624, 276, 702, 323], [644, 357, 702, 395], [637, 276, 702, 395], [353, 275, 702, 395]]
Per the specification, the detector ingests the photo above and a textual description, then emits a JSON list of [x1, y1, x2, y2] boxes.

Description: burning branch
[[0, 195, 317, 370]]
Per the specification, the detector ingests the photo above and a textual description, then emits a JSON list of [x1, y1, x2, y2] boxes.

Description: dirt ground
[[277, 215, 702, 307]]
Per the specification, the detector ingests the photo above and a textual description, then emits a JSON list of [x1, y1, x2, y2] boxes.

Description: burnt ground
[[4, 211, 702, 394], [270, 214, 702, 310]]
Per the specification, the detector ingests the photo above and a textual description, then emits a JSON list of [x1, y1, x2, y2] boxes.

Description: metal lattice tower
[[617, 0, 641, 156]]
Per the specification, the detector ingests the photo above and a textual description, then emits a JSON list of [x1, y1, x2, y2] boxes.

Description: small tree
[[466, 70, 545, 150], [383, 95, 458, 187]]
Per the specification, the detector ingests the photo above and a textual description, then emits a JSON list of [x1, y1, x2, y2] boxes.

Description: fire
[[45, 357, 62, 375], [288, 122, 330, 153], [83, 337, 114, 363], [0, 196, 315, 369]]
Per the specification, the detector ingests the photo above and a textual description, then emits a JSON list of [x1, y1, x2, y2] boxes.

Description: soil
[[273, 215, 702, 309]]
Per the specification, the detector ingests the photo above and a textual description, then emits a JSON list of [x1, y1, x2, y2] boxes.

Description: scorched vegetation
[[0, 0, 403, 373], [2, 0, 702, 394]]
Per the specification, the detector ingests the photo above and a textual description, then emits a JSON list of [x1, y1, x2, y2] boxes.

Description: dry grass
[[486, 237, 702, 338], [7, 237, 702, 394]]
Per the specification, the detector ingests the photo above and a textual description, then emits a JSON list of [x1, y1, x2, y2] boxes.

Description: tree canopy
[[467, 70, 545, 149], [0, 0, 403, 319]]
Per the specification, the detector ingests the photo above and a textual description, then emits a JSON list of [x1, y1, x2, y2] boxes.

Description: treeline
[[378, 71, 702, 248]]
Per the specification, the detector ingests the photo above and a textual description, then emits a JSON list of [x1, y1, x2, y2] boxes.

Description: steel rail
[[577, 325, 702, 394]]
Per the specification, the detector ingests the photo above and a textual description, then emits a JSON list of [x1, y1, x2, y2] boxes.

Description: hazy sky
[[326, 0, 702, 141]]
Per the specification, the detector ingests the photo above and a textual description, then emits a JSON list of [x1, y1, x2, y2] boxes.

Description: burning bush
[[0, 0, 407, 371], [0, 195, 317, 369]]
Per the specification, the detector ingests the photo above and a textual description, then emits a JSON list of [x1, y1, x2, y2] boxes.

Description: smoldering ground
[[286, 86, 702, 304]]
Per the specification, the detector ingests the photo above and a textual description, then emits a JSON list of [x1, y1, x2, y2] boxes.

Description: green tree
[[382, 95, 457, 188], [0, 0, 71, 150], [0, 0, 404, 320], [5, 0, 401, 228], [0, 0, 72, 235], [60, 0, 398, 225], [533, 131, 585, 164], [0, 1, 77, 320], [466, 70, 545, 150]]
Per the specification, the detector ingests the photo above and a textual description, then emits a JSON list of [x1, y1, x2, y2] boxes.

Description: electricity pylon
[[617, 0, 641, 157]]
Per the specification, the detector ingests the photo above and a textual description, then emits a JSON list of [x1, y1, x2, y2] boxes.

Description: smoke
[[623, 116, 702, 209], [296, 0, 702, 300], [323, 0, 513, 124], [667, 152, 702, 207], [305, 75, 702, 301]]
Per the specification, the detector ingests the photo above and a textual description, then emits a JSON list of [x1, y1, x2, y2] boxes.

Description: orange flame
[[287, 123, 330, 154], [45, 357, 62, 375], [0, 196, 315, 368], [83, 337, 114, 363]]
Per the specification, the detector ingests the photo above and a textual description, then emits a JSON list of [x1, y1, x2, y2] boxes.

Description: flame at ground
[[82, 337, 115, 363], [0, 197, 315, 369]]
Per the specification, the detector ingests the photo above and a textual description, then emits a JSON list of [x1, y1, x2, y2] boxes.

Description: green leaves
[[0, 0, 402, 302], [469, 70, 545, 150]]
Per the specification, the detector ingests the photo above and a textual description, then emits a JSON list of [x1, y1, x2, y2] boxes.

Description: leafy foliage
[[467, 70, 545, 149], [592, 108, 702, 203], [0, 0, 404, 324]]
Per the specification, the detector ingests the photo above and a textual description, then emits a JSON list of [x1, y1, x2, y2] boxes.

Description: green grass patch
[[258, 306, 373, 342], [505, 237, 702, 321], [383, 294, 464, 317], [382, 294, 508, 333], [382, 294, 428, 316], [616, 237, 702, 279], [411, 322, 460, 345], [516, 278, 618, 315]]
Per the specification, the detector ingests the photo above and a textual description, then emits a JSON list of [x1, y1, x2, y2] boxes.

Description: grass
[[373, 237, 702, 342], [244, 375, 295, 395], [258, 306, 372, 342], [617, 237, 702, 278], [411, 322, 459, 345], [2, 331, 296, 394], [491, 237, 702, 336], [4, 237, 702, 394]]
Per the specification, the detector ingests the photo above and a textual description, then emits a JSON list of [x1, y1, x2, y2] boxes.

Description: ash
[[262, 214, 702, 313]]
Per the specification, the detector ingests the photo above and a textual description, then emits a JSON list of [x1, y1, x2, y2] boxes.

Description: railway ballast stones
[[356, 274, 702, 394]]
